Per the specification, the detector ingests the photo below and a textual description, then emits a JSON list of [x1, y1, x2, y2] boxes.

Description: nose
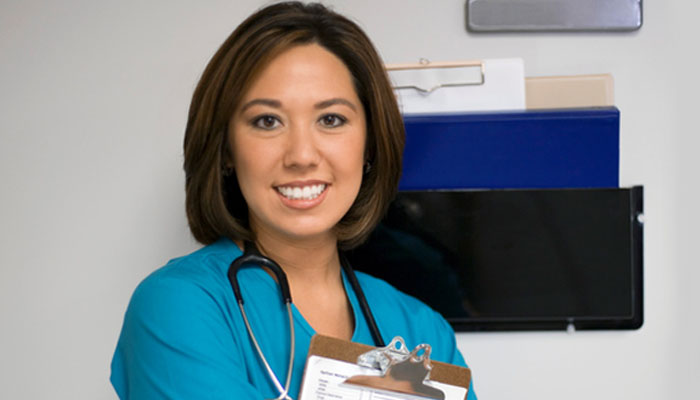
[[283, 123, 321, 170]]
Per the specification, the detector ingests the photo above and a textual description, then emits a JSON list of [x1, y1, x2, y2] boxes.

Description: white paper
[[390, 58, 526, 114], [298, 355, 467, 400]]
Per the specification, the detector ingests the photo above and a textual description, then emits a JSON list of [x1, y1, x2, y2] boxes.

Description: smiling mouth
[[276, 184, 328, 200]]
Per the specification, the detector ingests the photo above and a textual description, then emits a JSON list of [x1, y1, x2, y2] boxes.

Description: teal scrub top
[[111, 238, 477, 399]]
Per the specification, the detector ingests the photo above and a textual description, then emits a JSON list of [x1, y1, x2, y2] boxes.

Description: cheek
[[230, 134, 266, 199]]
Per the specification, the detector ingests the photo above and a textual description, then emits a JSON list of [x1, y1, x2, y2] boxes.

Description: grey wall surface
[[1, 1, 698, 398]]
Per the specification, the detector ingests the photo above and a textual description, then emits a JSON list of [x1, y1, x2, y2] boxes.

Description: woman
[[111, 2, 476, 399]]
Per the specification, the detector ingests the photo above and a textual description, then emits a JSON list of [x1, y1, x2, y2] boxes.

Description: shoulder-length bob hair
[[184, 1, 404, 250]]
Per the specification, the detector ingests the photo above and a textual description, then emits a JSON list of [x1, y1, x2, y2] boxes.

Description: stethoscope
[[227, 241, 385, 400]]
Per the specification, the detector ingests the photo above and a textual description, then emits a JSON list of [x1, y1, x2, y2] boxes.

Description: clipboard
[[386, 58, 525, 113], [298, 335, 471, 400]]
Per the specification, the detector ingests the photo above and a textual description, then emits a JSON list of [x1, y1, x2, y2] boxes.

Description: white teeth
[[277, 184, 326, 200]]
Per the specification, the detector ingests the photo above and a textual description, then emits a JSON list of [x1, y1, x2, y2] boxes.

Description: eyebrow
[[314, 98, 358, 112], [239, 98, 282, 113], [239, 97, 358, 113]]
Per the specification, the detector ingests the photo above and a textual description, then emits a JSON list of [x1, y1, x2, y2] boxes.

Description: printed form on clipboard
[[298, 335, 471, 400]]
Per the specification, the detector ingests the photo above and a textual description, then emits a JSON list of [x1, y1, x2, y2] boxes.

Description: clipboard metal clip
[[343, 336, 445, 399], [386, 59, 485, 94]]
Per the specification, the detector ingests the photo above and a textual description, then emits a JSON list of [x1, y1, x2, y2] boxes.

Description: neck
[[245, 224, 354, 340], [251, 227, 342, 286]]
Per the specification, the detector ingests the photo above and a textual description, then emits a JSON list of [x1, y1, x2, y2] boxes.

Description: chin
[[276, 222, 339, 243]]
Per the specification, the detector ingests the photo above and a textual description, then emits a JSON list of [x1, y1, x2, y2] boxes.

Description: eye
[[319, 114, 346, 128], [251, 115, 281, 130]]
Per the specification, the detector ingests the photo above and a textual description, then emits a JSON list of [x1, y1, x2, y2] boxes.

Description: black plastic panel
[[347, 187, 644, 331]]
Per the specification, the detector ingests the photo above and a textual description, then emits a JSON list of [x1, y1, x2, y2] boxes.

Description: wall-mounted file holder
[[347, 187, 644, 332], [399, 107, 620, 190]]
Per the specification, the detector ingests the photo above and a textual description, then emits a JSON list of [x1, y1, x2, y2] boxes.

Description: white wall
[[1, 1, 697, 398]]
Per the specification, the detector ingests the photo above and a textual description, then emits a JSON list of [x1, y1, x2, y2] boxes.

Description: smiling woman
[[182, 2, 404, 251], [110, 2, 476, 399]]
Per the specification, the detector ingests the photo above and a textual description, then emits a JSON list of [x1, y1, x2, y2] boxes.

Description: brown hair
[[183, 1, 404, 249]]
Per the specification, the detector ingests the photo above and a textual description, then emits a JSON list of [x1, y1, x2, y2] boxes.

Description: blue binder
[[398, 107, 619, 190]]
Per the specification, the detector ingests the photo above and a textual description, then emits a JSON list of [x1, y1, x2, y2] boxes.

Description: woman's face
[[229, 44, 366, 244]]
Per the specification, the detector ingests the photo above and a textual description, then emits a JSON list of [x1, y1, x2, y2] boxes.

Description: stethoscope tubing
[[227, 242, 384, 399], [237, 301, 294, 399], [339, 253, 385, 348], [228, 247, 295, 400]]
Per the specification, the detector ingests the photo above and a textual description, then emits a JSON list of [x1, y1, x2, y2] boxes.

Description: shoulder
[[151, 238, 241, 283], [354, 271, 465, 366], [133, 239, 240, 299], [354, 271, 432, 316], [122, 239, 243, 337], [354, 271, 445, 330], [111, 239, 264, 398]]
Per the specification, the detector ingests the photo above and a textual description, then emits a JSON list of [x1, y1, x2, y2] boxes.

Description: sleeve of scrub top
[[412, 306, 477, 400], [435, 314, 478, 400], [110, 274, 260, 399]]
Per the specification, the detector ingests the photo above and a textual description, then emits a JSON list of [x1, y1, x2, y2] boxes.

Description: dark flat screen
[[347, 187, 643, 331]]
